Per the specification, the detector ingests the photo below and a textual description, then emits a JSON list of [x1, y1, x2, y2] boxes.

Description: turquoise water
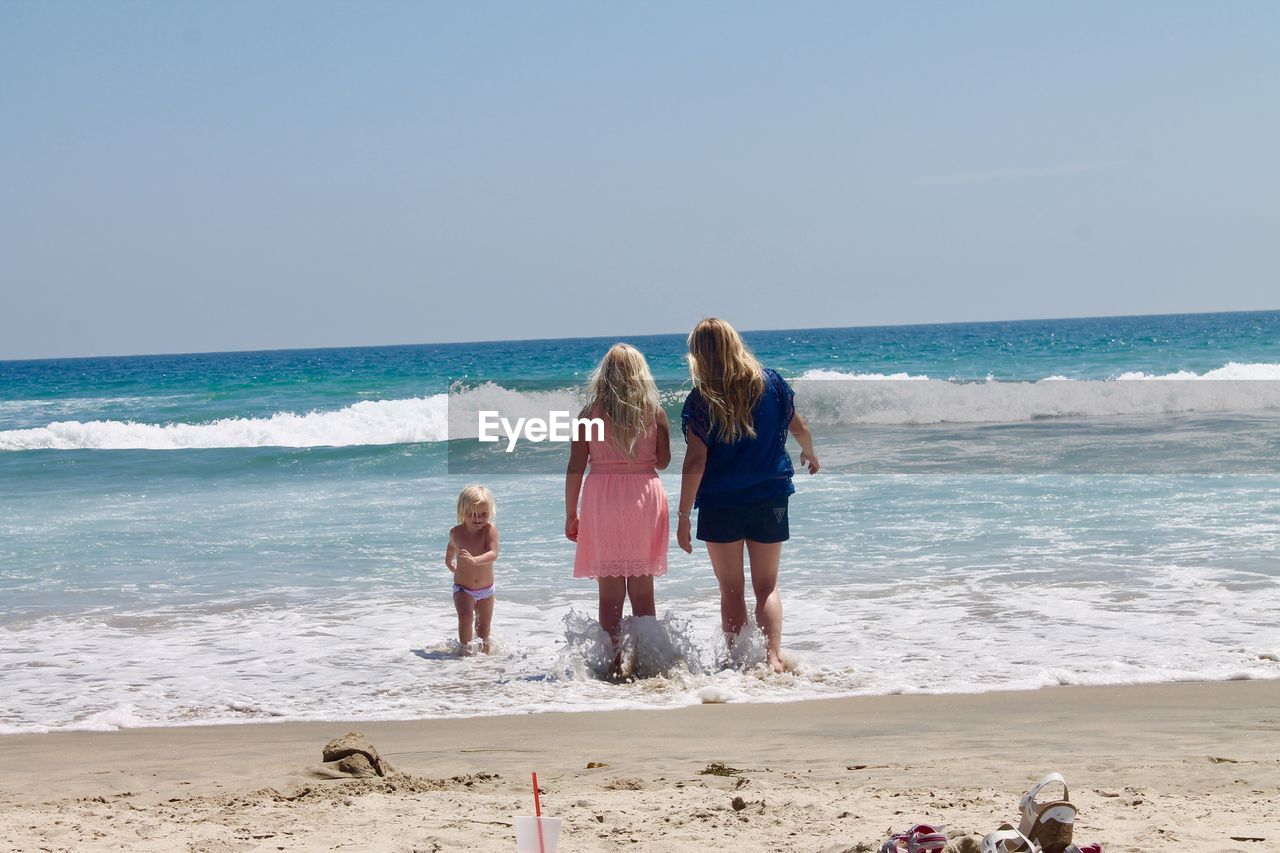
[[4, 311, 1280, 427], [2, 311, 1278, 732]]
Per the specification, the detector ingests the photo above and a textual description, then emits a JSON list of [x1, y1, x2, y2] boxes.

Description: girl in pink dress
[[565, 344, 671, 666]]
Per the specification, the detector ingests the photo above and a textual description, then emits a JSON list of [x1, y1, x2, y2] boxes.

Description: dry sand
[[0, 681, 1276, 852]]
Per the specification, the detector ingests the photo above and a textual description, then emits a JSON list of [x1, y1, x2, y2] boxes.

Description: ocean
[[2, 311, 1278, 733]]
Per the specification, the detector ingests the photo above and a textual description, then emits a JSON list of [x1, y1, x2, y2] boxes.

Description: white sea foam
[[0, 395, 451, 451], [798, 362, 1280, 382], [446, 382, 585, 440], [1113, 362, 1280, 381], [556, 610, 709, 681], [2, 560, 1276, 733], [0, 384, 587, 451], [794, 368, 1280, 425], [0, 395, 199, 432], [5, 365, 1280, 450], [798, 369, 932, 381]]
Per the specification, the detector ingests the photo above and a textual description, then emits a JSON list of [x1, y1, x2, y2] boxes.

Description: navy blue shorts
[[696, 498, 790, 544]]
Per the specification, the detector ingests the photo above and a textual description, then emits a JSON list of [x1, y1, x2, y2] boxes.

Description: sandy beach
[[6, 1, 1280, 850], [0, 680, 1276, 852]]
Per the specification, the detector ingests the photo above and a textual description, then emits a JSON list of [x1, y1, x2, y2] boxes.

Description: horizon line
[[3, 306, 1277, 365]]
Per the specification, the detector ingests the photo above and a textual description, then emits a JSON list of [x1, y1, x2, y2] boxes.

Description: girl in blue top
[[677, 318, 819, 673]]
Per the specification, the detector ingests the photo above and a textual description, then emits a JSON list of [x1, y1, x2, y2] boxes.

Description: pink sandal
[[880, 824, 948, 853]]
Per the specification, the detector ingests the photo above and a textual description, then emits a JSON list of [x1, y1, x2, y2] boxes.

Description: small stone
[[336, 753, 378, 778], [731, 796, 746, 811], [700, 762, 740, 777]]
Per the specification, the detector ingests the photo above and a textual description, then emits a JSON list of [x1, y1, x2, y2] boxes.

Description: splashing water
[[712, 618, 772, 672], [556, 610, 712, 682], [628, 614, 709, 679]]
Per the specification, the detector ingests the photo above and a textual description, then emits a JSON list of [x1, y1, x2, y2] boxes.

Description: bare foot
[[766, 651, 785, 674]]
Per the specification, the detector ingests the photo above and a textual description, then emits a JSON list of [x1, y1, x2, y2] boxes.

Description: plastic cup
[[514, 816, 562, 852]]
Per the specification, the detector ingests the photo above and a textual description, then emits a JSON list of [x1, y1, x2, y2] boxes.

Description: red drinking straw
[[532, 772, 546, 853]]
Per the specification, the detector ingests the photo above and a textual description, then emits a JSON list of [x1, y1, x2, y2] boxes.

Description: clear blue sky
[[2, 1, 1277, 359]]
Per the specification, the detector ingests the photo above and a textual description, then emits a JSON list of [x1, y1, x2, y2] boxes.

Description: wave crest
[[0, 395, 450, 451], [794, 372, 1280, 425], [4, 363, 1280, 450]]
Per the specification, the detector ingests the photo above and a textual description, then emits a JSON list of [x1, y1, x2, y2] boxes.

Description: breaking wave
[[795, 363, 1280, 425], [0, 395, 450, 451], [4, 365, 1279, 450]]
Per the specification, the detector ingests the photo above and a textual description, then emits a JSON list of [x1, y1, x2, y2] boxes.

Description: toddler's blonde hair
[[687, 317, 765, 443], [582, 343, 661, 458], [456, 484, 496, 523]]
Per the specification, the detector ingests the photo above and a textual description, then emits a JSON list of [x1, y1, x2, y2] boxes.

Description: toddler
[[445, 484, 499, 654]]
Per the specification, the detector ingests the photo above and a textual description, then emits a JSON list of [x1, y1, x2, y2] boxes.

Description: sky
[[2, 1, 1278, 360]]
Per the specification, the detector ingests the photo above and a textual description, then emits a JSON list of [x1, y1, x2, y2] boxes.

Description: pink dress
[[573, 415, 669, 579]]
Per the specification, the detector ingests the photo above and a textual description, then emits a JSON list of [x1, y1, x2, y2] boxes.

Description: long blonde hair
[[686, 317, 764, 443], [582, 343, 661, 458]]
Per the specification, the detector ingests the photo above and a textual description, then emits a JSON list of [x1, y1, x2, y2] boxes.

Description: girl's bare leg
[[625, 575, 656, 618], [745, 540, 784, 672], [597, 577, 627, 640], [474, 595, 494, 654], [453, 591, 475, 653], [706, 540, 748, 647], [597, 576, 628, 676]]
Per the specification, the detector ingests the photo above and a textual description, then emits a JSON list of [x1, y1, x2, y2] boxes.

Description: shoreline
[[5, 671, 1279, 740], [2, 680, 1276, 851]]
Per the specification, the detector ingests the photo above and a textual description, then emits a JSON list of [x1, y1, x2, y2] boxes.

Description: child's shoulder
[[449, 523, 465, 538]]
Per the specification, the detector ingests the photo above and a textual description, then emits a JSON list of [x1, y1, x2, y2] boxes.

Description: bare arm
[[654, 409, 671, 471], [463, 525, 501, 566], [564, 435, 588, 541], [789, 412, 819, 474], [460, 522, 499, 568], [676, 433, 707, 554], [444, 534, 458, 573]]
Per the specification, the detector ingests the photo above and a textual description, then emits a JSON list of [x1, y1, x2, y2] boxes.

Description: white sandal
[[981, 825, 1038, 853], [1017, 773, 1077, 853]]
